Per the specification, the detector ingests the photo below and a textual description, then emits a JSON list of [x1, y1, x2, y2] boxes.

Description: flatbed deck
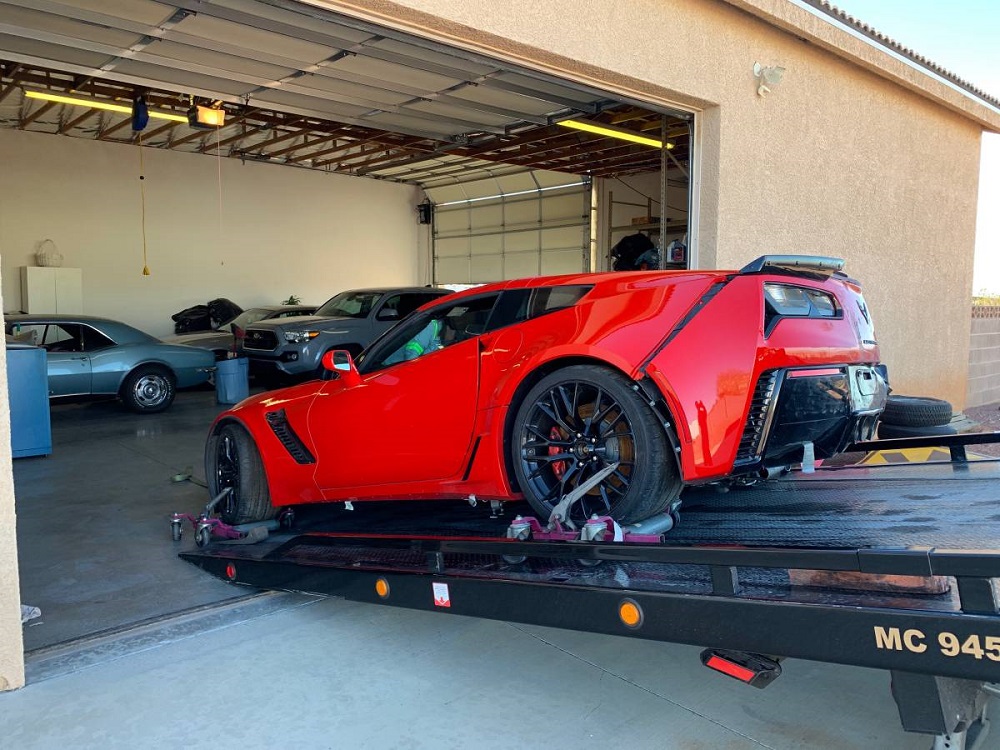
[[181, 455, 1000, 745]]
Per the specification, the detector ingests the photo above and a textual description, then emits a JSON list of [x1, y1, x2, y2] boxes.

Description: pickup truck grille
[[243, 329, 279, 352], [735, 370, 781, 464]]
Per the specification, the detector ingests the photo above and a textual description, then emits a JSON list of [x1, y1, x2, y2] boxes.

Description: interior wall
[[324, 0, 986, 408], [0, 129, 423, 337]]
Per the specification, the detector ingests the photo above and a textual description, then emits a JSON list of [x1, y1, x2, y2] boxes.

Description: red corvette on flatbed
[[206, 255, 887, 527]]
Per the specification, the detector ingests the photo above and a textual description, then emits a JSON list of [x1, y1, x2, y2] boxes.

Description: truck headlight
[[284, 331, 320, 343]]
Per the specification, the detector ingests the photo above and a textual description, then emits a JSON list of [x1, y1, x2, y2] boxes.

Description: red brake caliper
[[549, 426, 567, 479]]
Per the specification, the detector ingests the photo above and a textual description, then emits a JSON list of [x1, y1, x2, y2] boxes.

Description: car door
[[307, 294, 498, 490], [33, 323, 92, 396]]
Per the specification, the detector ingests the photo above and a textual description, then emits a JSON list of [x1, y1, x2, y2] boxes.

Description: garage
[[0, 0, 693, 656], [2, 0, 1000, 745]]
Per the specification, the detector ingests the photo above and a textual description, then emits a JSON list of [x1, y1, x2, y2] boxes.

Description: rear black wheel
[[206, 422, 276, 525], [510, 365, 680, 526]]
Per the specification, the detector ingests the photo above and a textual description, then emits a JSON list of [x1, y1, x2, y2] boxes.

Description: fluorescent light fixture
[[24, 90, 188, 122], [557, 119, 674, 149]]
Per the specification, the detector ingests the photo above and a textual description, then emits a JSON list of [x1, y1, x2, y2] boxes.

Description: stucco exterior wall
[[0, 268, 25, 691], [0, 130, 423, 338], [319, 0, 985, 407]]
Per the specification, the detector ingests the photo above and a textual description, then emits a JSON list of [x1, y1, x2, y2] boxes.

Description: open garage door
[[427, 171, 590, 284]]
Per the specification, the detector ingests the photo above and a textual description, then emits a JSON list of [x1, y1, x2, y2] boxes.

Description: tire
[[205, 422, 277, 525], [877, 421, 959, 440], [120, 365, 176, 413], [880, 395, 953, 428], [510, 364, 681, 525]]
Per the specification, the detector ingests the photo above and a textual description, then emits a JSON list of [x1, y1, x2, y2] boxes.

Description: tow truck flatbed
[[181, 449, 1000, 746]]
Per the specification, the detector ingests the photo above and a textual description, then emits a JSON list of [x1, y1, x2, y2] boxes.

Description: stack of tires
[[877, 395, 955, 439]]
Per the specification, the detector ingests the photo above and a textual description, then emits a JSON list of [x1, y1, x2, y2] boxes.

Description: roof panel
[[173, 12, 337, 64], [0, 4, 143, 49], [327, 54, 459, 94], [447, 86, 561, 118], [0, 34, 111, 69], [368, 37, 497, 78], [147, 40, 298, 82], [405, 100, 514, 129], [56, 0, 174, 26]]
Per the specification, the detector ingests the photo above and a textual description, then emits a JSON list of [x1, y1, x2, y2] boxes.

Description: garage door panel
[[435, 257, 471, 284], [469, 255, 503, 282], [504, 201, 541, 226], [433, 171, 589, 284], [540, 226, 586, 249], [434, 237, 470, 258], [541, 249, 585, 275], [470, 204, 503, 230], [503, 252, 541, 279], [470, 233, 502, 255], [541, 192, 587, 222], [504, 231, 541, 253], [434, 210, 470, 234]]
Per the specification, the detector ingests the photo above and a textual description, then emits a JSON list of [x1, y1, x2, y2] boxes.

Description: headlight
[[284, 331, 320, 343]]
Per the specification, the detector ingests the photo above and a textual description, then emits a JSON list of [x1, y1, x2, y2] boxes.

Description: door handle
[[70, 355, 89, 361]]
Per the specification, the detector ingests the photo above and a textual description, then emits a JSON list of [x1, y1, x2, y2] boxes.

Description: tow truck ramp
[[182, 440, 1000, 748]]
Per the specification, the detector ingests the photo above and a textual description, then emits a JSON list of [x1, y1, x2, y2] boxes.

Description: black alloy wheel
[[206, 423, 276, 525], [511, 365, 680, 526]]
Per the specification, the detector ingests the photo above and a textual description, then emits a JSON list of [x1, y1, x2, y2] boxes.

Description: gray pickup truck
[[241, 287, 451, 380]]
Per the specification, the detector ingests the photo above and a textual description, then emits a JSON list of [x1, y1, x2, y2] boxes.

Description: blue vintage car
[[4, 314, 215, 413]]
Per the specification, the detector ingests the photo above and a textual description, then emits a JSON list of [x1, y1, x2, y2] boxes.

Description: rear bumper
[[733, 364, 888, 472]]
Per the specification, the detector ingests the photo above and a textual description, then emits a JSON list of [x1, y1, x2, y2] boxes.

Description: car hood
[[162, 331, 226, 345], [246, 315, 360, 331]]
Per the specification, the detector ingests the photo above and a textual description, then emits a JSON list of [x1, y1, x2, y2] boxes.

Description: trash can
[[215, 356, 249, 405]]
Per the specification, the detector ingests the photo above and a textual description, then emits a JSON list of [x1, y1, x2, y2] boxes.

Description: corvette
[[205, 255, 887, 528]]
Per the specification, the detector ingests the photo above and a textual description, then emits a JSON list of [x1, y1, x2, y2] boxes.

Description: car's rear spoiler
[[739, 255, 850, 282]]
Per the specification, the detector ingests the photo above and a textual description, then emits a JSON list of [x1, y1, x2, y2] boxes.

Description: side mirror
[[377, 308, 400, 321], [321, 349, 361, 387]]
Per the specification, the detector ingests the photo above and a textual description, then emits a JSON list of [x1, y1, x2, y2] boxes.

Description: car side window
[[80, 325, 116, 352], [376, 292, 444, 321], [40, 323, 83, 352], [485, 286, 592, 332], [362, 294, 499, 372]]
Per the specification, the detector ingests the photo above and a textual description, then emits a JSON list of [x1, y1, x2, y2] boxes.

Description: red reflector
[[225, 563, 237, 580], [706, 655, 756, 682], [787, 368, 841, 378]]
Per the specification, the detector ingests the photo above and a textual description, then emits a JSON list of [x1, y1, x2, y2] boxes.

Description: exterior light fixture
[[753, 62, 786, 97], [557, 119, 674, 149], [24, 90, 188, 122]]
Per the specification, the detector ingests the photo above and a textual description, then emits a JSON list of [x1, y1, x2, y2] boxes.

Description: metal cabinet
[[6, 343, 52, 458], [19, 266, 83, 314]]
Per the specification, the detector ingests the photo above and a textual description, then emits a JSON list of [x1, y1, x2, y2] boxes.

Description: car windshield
[[225, 309, 273, 329], [316, 291, 383, 319]]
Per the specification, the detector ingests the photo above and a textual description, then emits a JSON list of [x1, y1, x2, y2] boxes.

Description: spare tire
[[880, 395, 953, 428]]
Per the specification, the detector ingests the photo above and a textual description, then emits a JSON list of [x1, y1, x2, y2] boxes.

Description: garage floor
[[14, 388, 247, 652], [8, 389, 1000, 748]]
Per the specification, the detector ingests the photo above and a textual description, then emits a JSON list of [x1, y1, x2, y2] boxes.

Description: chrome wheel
[[131, 373, 170, 409]]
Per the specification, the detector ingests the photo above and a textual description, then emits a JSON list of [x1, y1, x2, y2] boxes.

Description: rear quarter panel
[[647, 273, 880, 480]]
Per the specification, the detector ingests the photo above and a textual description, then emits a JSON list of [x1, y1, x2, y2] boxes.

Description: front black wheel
[[510, 365, 680, 525], [205, 422, 276, 525]]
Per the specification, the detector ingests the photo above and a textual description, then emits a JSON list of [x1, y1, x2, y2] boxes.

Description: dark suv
[[241, 287, 451, 380]]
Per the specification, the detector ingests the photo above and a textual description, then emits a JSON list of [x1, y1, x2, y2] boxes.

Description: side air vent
[[734, 370, 783, 464], [266, 409, 315, 464]]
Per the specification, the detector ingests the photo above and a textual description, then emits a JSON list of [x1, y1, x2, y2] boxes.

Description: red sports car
[[206, 255, 887, 528]]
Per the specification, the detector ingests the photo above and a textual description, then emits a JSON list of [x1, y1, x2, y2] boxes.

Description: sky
[[824, 0, 1000, 293]]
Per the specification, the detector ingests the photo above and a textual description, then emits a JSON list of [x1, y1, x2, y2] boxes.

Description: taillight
[[700, 649, 782, 688], [763, 283, 841, 336]]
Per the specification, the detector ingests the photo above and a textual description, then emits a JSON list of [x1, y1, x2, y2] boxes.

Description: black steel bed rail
[[848, 430, 1000, 463], [292, 532, 1000, 579]]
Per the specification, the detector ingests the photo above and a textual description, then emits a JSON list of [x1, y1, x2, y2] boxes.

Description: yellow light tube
[[24, 90, 188, 123], [557, 119, 674, 149]]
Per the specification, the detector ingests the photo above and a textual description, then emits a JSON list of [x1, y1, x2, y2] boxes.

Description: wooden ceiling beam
[[20, 100, 57, 128], [57, 106, 100, 134]]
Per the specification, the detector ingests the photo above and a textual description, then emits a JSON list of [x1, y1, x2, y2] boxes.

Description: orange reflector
[[618, 599, 643, 628], [225, 563, 237, 581], [375, 578, 390, 598], [706, 655, 756, 682]]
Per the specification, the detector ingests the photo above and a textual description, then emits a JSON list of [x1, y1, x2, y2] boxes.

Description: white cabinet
[[20, 267, 83, 314]]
